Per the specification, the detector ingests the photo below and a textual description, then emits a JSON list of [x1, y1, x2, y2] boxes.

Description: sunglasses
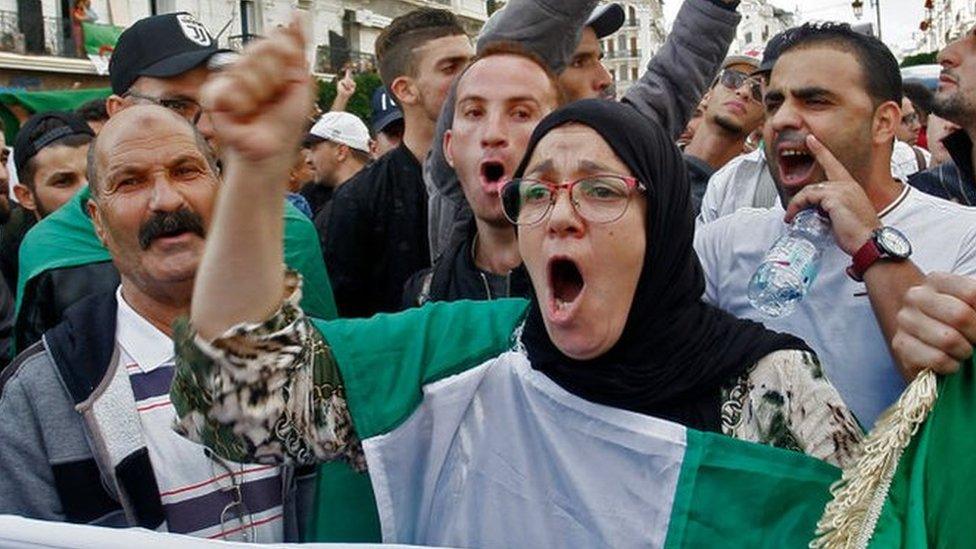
[[717, 69, 764, 103]]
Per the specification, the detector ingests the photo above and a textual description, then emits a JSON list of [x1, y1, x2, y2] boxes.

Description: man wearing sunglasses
[[683, 54, 765, 215]]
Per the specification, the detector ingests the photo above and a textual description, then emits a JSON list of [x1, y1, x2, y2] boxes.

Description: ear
[[13, 184, 36, 214], [444, 129, 456, 169], [873, 100, 901, 146], [336, 144, 349, 162], [105, 94, 126, 117], [86, 198, 109, 247], [389, 75, 417, 107]]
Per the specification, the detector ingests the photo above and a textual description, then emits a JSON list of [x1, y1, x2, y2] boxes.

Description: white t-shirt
[[694, 185, 976, 427], [696, 148, 778, 227]]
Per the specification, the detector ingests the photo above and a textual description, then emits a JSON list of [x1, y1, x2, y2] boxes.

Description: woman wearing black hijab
[[172, 100, 863, 545]]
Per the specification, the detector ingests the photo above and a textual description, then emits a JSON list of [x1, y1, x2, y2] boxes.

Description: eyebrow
[[792, 86, 835, 101], [526, 159, 554, 176], [579, 160, 616, 173], [438, 55, 470, 67]]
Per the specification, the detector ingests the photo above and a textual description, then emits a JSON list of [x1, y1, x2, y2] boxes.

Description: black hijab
[[515, 99, 810, 432]]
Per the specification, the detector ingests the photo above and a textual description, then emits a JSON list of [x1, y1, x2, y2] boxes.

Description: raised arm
[[171, 16, 363, 468], [622, 0, 741, 138]]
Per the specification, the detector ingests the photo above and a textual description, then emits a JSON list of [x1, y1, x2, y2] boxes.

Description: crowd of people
[[0, 0, 975, 546]]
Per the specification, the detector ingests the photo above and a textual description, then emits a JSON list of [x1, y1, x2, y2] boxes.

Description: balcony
[[604, 49, 641, 60], [626, 17, 639, 27], [0, 10, 84, 58], [314, 44, 377, 75], [227, 33, 262, 50]]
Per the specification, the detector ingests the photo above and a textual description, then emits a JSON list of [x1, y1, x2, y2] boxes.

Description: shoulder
[[0, 341, 56, 403], [696, 205, 781, 244]]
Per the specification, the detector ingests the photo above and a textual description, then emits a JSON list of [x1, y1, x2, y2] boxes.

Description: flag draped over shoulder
[[15, 187, 337, 345]]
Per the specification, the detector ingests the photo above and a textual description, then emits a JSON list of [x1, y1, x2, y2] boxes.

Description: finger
[[927, 271, 976, 308], [892, 331, 963, 378], [784, 184, 829, 223], [344, 68, 351, 81], [906, 283, 976, 344], [897, 302, 974, 362], [806, 134, 853, 182]]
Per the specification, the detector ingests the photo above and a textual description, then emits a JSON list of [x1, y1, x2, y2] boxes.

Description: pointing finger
[[806, 134, 853, 182]]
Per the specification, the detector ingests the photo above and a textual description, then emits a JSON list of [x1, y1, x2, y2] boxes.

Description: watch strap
[[847, 235, 882, 282]]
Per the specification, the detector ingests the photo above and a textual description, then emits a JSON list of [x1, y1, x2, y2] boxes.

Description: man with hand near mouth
[[693, 23, 976, 429], [683, 54, 765, 214], [403, 44, 558, 306]]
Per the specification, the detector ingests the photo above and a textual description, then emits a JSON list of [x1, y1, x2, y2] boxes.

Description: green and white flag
[[83, 22, 124, 75], [300, 300, 976, 547]]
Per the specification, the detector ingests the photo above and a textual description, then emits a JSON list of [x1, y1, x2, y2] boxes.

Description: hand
[[200, 13, 312, 168], [337, 69, 356, 98], [784, 135, 881, 256], [892, 272, 976, 380]]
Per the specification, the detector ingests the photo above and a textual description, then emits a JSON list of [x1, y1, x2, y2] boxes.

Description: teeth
[[555, 298, 569, 311], [781, 150, 809, 157]]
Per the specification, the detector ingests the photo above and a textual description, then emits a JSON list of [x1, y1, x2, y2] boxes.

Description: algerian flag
[[15, 187, 337, 351], [301, 299, 976, 546], [83, 22, 124, 75], [303, 300, 843, 546]]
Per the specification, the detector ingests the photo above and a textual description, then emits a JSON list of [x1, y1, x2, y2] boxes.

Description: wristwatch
[[847, 226, 912, 282]]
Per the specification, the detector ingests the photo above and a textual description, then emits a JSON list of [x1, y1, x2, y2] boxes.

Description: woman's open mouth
[[547, 257, 585, 324]]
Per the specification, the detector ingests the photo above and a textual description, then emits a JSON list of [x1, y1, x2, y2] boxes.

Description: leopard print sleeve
[[170, 272, 366, 470]]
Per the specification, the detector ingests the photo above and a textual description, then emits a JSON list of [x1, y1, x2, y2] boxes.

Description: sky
[[662, 0, 928, 55]]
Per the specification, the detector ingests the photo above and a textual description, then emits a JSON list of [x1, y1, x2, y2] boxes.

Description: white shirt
[[116, 288, 284, 542], [891, 140, 932, 181], [694, 186, 976, 427], [696, 148, 779, 227]]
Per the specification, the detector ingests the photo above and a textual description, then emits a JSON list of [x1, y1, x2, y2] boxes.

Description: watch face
[[877, 227, 912, 258]]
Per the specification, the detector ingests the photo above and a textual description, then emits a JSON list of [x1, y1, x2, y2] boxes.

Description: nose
[[593, 63, 613, 95], [769, 99, 802, 134], [148, 172, 186, 212], [734, 83, 752, 102], [481, 111, 509, 149], [196, 111, 217, 144], [938, 39, 961, 68], [546, 188, 584, 237]]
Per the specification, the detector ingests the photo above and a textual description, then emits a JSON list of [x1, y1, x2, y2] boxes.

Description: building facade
[[730, 0, 793, 55], [915, 0, 976, 53], [0, 0, 488, 90], [599, 0, 665, 97]]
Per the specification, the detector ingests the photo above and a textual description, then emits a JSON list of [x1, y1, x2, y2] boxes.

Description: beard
[[932, 89, 976, 128], [713, 113, 747, 136]]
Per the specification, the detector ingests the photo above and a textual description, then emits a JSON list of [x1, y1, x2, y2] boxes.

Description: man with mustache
[[693, 23, 976, 429], [0, 106, 312, 539], [12, 12, 335, 352]]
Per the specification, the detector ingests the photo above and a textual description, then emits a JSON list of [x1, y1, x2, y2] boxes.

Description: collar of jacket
[[944, 129, 975, 186], [42, 291, 165, 530]]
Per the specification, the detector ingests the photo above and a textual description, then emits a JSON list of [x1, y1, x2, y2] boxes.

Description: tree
[[316, 71, 383, 125], [901, 51, 938, 68]]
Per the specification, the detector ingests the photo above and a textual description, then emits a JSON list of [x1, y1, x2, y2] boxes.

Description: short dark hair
[[375, 8, 466, 87], [76, 98, 109, 123], [19, 119, 92, 190], [461, 41, 565, 107], [903, 81, 934, 116], [776, 22, 902, 108]]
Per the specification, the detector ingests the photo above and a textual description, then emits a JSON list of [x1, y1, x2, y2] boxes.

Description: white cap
[[306, 112, 371, 153]]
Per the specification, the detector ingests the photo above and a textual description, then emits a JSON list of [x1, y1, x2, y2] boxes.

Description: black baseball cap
[[370, 87, 403, 134], [14, 112, 94, 181], [586, 3, 625, 39], [109, 12, 231, 95], [754, 30, 790, 76]]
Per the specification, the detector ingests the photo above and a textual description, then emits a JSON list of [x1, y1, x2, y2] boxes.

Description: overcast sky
[[662, 0, 928, 54]]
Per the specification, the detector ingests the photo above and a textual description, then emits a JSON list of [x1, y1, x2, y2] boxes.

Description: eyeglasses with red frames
[[501, 174, 646, 226]]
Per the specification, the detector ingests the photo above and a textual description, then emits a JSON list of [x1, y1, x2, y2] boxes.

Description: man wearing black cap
[[426, 0, 744, 261], [12, 112, 94, 221], [104, 12, 232, 147], [369, 86, 404, 158]]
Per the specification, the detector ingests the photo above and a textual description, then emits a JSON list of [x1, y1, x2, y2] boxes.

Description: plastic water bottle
[[748, 209, 832, 317]]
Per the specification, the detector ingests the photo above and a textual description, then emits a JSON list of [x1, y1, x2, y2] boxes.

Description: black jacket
[[908, 130, 976, 206], [322, 143, 429, 317], [15, 261, 121, 351], [403, 219, 531, 308]]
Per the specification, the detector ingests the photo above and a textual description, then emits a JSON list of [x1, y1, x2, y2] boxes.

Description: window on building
[[610, 69, 616, 82], [630, 66, 638, 81], [617, 35, 627, 52], [629, 36, 637, 56], [607, 39, 614, 53], [628, 5, 636, 22], [763, 25, 769, 40], [744, 31, 753, 44]]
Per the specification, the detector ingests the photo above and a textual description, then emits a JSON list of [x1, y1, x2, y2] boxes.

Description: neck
[[333, 161, 364, 189], [860, 159, 905, 212], [472, 217, 521, 275], [683, 122, 746, 169], [401, 110, 435, 162], [119, 278, 192, 337]]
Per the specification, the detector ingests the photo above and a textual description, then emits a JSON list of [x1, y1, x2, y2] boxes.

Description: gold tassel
[[809, 369, 938, 549]]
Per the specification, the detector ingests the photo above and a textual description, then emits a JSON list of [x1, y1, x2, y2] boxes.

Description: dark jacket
[[684, 154, 716, 216], [908, 130, 976, 206], [0, 292, 312, 535], [323, 143, 429, 317], [402, 219, 531, 308]]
